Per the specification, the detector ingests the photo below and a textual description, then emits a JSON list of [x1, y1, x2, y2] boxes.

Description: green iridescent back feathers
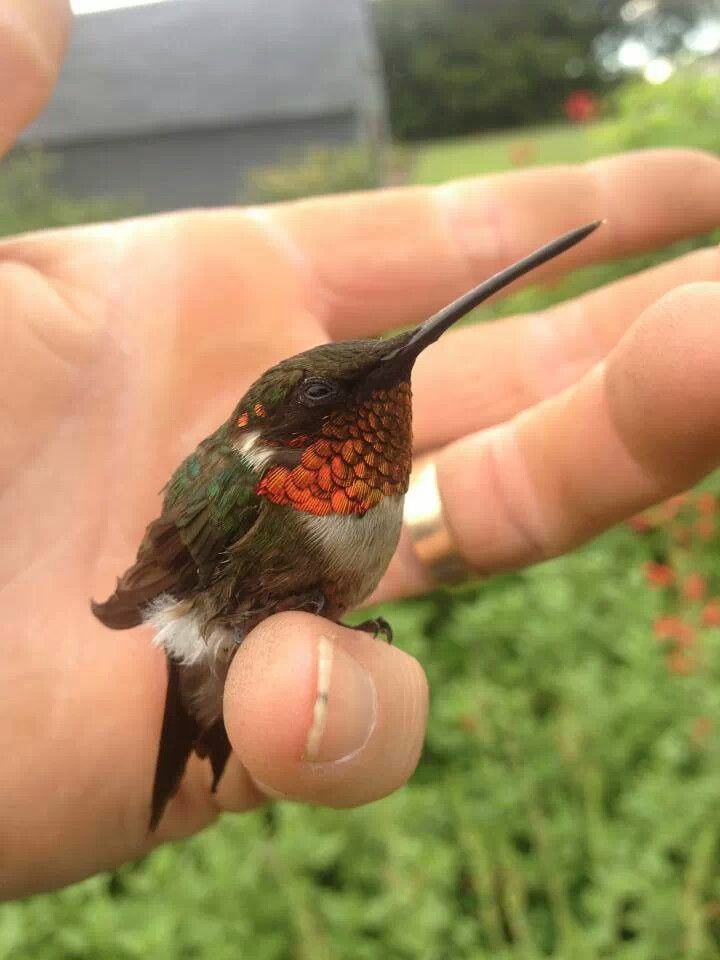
[[91, 424, 262, 629], [163, 422, 261, 580]]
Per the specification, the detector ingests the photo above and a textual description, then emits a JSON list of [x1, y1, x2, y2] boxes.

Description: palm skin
[[4, 156, 720, 896], [2, 212, 341, 887]]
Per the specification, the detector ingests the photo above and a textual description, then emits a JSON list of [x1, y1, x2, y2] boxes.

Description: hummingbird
[[92, 220, 601, 829]]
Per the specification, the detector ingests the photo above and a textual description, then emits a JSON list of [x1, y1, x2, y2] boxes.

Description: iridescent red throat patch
[[256, 383, 412, 516]]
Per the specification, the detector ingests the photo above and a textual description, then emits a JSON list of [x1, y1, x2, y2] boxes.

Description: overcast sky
[[71, 0, 172, 13]]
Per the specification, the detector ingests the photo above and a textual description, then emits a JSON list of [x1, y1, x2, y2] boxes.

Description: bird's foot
[[350, 617, 393, 645], [255, 589, 327, 621], [298, 589, 327, 617], [225, 590, 328, 646]]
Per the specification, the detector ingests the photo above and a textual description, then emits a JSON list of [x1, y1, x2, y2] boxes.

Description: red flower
[[683, 573, 706, 602], [702, 599, 720, 627], [698, 492, 717, 516], [563, 89, 598, 124], [644, 562, 674, 588], [507, 141, 536, 167], [675, 621, 696, 648], [666, 650, 696, 675], [661, 494, 688, 521], [691, 716, 713, 743], [653, 615, 682, 640], [653, 615, 695, 646], [627, 513, 652, 533]]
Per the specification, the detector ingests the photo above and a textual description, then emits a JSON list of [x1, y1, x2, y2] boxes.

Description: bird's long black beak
[[383, 220, 603, 367]]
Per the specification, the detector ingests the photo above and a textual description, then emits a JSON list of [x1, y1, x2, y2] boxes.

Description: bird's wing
[[92, 436, 262, 629]]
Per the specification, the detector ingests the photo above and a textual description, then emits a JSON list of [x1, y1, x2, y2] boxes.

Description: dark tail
[[195, 720, 232, 793], [150, 657, 198, 830], [91, 515, 201, 631], [91, 594, 144, 630], [150, 658, 232, 831]]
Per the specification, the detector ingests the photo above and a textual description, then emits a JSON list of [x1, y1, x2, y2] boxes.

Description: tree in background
[[373, 0, 720, 140], [373, 0, 624, 139]]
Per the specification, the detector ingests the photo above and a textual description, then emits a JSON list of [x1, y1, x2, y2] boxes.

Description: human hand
[[3, 0, 720, 899]]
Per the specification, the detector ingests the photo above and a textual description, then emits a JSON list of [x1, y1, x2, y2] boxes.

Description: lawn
[[412, 121, 615, 184], [4, 122, 720, 959]]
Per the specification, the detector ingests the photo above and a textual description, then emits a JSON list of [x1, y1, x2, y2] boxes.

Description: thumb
[[0, 0, 70, 157], [223, 612, 428, 808]]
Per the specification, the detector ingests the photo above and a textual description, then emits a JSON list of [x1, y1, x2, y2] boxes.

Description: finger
[[411, 243, 720, 451], [222, 613, 428, 808], [0, 0, 70, 156], [374, 282, 720, 601], [258, 149, 720, 339]]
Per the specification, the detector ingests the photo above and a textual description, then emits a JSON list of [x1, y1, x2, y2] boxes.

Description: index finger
[[373, 281, 720, 604], [259, 149, 720, 339], [0, 0, 70, 156]]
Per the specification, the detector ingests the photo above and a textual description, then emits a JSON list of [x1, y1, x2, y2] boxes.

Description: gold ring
[[403, 455, 472, 585]]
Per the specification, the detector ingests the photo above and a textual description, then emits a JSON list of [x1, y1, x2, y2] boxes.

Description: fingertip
[[224, 611, 429, 807], [606, 280, 720, 482], [0, 0, 72, 155], [224, 612, 320, 768]]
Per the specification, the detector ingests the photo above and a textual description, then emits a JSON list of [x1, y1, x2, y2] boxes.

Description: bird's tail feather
[[149, 657, 232, 831], [195, 720, 232, 793], [150, 656, 199, 830]]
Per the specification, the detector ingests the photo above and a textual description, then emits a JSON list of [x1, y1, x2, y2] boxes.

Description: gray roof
[[21, 0, 380, 145]]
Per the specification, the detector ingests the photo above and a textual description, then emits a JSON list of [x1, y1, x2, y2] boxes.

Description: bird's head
[[228, 221, 601, 516]]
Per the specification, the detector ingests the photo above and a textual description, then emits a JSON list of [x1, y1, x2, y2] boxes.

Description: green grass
[[4, 118, 720, 958], [412, 121, 615, 185]]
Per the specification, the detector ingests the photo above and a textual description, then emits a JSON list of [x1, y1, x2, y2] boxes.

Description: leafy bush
[[0, 150, 135, 237], [374, 0, 621, 140], [599, 71, 720, 155], [244, 146, 384, 205]]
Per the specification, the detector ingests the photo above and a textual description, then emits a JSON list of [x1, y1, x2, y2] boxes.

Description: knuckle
[[656, 280, 720, 310]]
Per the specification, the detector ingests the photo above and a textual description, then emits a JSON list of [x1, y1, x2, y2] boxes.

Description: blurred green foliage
[[373, 0, 622, 140], [3, 69, 720, 958], [374, 0, 718, 142], [0, 150, 135, 237], [245, 146, 381, 204], [599, 71, 720, 156]]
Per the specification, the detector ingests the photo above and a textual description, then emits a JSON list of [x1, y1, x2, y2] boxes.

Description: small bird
[[92, 220, 601, 829]]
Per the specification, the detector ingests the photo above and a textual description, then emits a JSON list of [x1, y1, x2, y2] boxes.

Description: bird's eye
[[298, 377, 339, 406]]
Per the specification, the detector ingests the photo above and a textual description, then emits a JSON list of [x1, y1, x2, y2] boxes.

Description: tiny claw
[[303, 590, 327, 617], [352, 617, 393, 645]]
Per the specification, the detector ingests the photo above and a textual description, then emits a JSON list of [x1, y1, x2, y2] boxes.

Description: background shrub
[[244, 146, 382, 204], [599, 71, 720, 155], [0, 150, 135, 237]]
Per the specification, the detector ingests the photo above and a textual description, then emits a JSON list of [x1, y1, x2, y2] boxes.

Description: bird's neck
[[254, 383, 413, 517]]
